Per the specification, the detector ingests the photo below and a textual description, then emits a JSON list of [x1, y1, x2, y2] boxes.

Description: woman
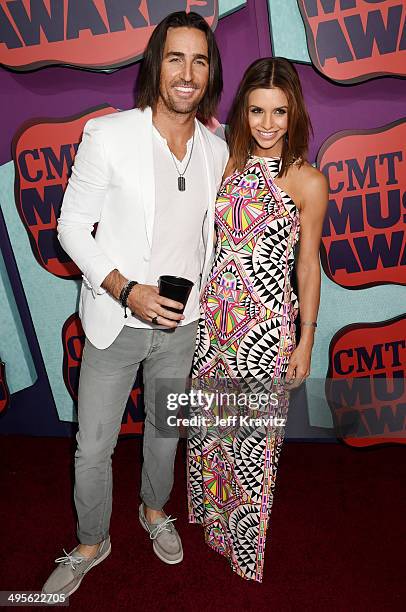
[[187, 57, 328, 582]]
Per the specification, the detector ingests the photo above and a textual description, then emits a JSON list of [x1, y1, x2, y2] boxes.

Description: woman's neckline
[[249, 154, 281, 160]]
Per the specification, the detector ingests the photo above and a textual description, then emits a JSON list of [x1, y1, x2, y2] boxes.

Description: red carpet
[[1, 436, 405, 611]]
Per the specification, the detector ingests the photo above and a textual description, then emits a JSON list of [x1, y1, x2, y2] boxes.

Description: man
[[43, 11, 228, 596]]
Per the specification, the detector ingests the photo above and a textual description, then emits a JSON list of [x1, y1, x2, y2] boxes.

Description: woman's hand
[[285, 343, 312, 389]]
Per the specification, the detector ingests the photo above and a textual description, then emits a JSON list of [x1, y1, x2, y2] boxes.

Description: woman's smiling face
[[247, 87, 289, 157]]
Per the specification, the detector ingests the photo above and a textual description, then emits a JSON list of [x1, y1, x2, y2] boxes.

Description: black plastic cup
[[158, 275, 194, 314]]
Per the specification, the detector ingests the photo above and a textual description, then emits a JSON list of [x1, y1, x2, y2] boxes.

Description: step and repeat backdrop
[[0, 0, 405, 445]]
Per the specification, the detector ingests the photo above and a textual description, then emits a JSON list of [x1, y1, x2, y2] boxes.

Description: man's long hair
[[227, 57, 312, 177], [136, 11, 223, 122]]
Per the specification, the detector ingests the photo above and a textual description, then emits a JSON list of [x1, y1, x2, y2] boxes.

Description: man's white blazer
[[57, 107, 228, 349]]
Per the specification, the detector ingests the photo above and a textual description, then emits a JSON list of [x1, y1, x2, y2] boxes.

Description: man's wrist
[[119, 280, 139, 318], [101, 269, 128, 300]]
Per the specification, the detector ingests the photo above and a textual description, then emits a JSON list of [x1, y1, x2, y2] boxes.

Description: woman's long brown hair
[[227, 57, 312, 177]]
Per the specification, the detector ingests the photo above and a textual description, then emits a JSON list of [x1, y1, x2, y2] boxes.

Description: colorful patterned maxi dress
[[187, 155, 300, 582]]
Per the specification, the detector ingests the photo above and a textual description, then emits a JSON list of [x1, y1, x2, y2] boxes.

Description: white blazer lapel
[[136, 107, 155, 247], [196, 121, 216, 286]]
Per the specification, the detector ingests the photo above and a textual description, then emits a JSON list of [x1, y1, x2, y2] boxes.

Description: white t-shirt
[[125, 122, 208, 328]]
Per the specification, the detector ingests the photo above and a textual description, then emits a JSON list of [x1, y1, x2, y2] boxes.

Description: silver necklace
[[169, 130, 195, 191]]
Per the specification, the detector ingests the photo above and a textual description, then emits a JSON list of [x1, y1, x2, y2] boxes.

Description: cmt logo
[[0, 0, 217, 71], [62, 313, 144, 435], [12, 104, 117, 278], [318, 118, 406, 289], [326, 314, 406, 447], [298, 0, 406, 83], [0, 359, 10, 416]]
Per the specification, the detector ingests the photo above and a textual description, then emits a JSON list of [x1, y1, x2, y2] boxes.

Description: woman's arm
[[285, 165, 329, 387]]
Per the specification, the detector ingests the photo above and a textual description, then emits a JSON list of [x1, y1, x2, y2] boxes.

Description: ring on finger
[[151, 315, 159, 325]]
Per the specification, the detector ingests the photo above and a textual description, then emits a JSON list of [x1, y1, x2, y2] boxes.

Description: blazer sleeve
[[221, 140, 229, 178], [216, 139, 229, 189], [57, 118, 115, 296]]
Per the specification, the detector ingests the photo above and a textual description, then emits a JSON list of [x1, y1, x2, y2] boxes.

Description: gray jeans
[[74, 321, 198, 545]]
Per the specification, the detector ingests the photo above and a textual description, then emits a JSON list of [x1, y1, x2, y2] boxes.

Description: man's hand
[[101, 269, 184, 328], [127, 284, 184, 328]]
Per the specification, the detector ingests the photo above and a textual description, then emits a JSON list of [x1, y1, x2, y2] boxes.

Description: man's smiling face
[[158, 26, 209, 115]]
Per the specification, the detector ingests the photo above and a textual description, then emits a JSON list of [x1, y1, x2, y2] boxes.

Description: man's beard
[[159, 82, 205, 115]]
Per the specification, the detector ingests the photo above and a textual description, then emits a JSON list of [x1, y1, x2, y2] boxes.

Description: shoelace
[[55, 549, 84, 570], [148, 516, 177, 540]]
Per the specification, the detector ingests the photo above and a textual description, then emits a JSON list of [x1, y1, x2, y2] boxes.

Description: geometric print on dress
[[236, 318, 296, 385], [204, 259, 263, 350], [203, 445, 241, 513], [187, 155, 300, 582], [252, 218, 296, 314], [228, 503, 261, 580], [236, 317, 283, 380], [216, 160, 291, 252]]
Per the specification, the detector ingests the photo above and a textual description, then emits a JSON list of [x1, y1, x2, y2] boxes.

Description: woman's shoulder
[[288, 160, 329, 213], [290, 159, 326, 184], [289, 160, 328, 190]]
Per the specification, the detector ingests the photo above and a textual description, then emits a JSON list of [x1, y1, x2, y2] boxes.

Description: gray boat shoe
[[42, 537, 111, 597], [139, 504, 183, 565]]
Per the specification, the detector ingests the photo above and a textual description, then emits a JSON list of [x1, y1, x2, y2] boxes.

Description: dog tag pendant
[[178, 176, 185, 191]]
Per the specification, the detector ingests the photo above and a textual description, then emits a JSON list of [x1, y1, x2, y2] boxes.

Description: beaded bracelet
[[119, 280, 131, 303], [301, 321, 317, 327], [119, 280, 138, 318]]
